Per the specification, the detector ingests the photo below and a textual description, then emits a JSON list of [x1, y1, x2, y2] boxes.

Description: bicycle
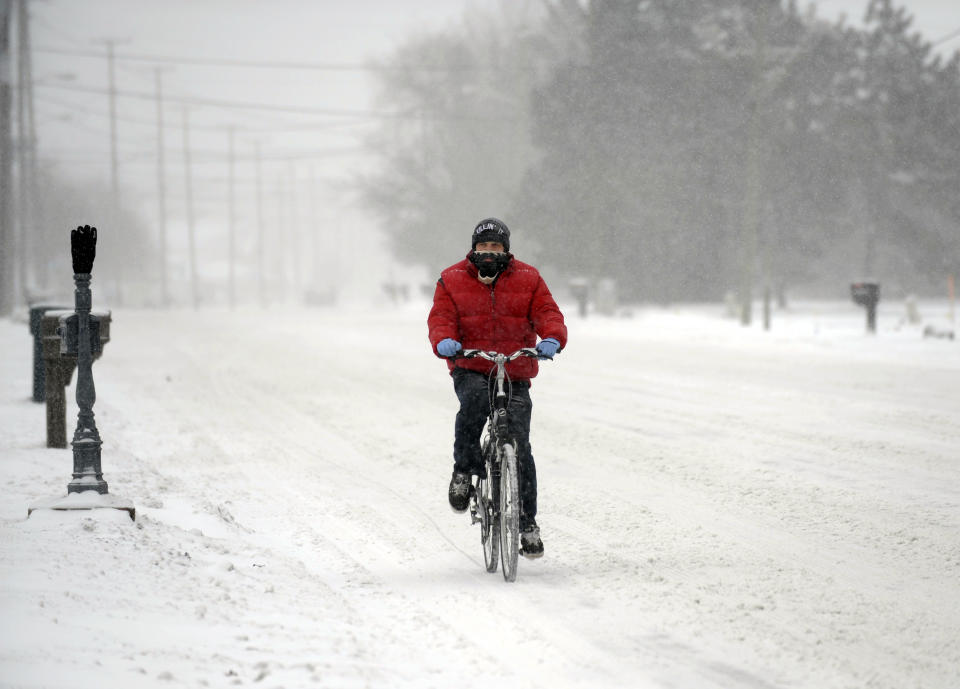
[[455, 347, 541, 582]]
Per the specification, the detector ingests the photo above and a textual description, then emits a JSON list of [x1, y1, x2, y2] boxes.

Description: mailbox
[[851, 282, 879, 307], [57, 311, 110, 357], [40, 310, 111, 448], [850, 282, 880, 333], [569, 278, 590, 318], [28, 303, 70, 402]]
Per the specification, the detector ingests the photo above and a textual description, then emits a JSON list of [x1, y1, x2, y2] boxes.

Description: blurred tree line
[[359, 0, 960, 304]]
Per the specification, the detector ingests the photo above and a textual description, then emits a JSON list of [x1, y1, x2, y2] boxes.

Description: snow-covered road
[[2, 301, 958, 688]]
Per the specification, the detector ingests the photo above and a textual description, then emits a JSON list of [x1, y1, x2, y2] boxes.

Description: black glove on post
[[71, 225, 97, 274]]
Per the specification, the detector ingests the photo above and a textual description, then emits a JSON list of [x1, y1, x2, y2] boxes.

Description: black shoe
[[448, 470, 472, 513], [520, 519, 544, 559]]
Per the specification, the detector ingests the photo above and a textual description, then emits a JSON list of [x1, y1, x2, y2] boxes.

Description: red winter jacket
[[428, 253, 567, 381]]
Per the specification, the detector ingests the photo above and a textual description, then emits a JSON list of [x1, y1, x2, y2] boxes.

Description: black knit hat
[[471, 217, 510, 252]]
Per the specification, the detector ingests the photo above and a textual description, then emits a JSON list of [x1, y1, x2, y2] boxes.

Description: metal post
[[26, 226, 133, 520], [68, 226, 106, 494]]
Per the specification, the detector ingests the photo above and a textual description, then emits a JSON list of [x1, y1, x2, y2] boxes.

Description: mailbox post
[[569, 278, 589, 318], [67, 226, 108, 494], [40, 310, 111, 448], [851, 282, 880, 334], [41, 309, 75, 448], [29, 226, 134, 520]]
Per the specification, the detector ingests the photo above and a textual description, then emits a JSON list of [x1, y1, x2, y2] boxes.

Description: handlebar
[[447, 347, 547, 400], [443, 346, 556, 363], [457, 347, 541, 362]]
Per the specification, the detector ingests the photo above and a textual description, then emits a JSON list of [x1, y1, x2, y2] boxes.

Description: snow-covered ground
[[1, 299, 958, 689]]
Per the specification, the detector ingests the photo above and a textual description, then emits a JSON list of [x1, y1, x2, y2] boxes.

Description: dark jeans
[[452, 368, 537, 520]]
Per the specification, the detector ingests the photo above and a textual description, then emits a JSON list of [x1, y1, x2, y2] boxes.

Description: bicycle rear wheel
[[480, 448, 499, 573], [499, 442, 520, 582]]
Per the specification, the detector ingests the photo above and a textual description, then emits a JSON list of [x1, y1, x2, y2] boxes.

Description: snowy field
[[1, 298, 959, 689]]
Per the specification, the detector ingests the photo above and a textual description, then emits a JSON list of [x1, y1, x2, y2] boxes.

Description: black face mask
[[470, 251, 511, 278]]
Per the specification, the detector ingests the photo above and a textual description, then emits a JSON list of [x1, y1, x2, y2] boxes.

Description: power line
[[932, 26, 960, 47], [36, 80, 410, 119], [32, 45, 496, 72], [38, 144, 368, 165], [36, 91, 213, 132], [34, 90, 377, 133], [34, 80, 519, 121], [134, 145, 369, 163]]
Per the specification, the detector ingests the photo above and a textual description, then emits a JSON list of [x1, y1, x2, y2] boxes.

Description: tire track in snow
[[101, 314, 639, 688]]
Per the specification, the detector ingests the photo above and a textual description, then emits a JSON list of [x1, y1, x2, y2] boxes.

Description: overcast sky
[[29, 0, 958, 189], [30, 0, 483, 175], [813, 0, 960, 51]]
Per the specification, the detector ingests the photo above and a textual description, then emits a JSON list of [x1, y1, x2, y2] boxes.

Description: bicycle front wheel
[[499, 442, 520, 582]]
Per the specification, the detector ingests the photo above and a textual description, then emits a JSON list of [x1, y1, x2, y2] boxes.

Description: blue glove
[[536, 337, 560, 359], [437, 338, 462, 357]]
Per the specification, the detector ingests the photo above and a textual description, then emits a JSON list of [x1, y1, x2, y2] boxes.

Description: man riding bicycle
[[428, 217, 567, 559]]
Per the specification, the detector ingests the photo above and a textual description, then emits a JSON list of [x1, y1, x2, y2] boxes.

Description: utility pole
[[255, 140, 265, 308], [154, 68, 168, 307], [0, 0, 13, 317], [275, 170, 286, 302], [182, 107, 198, 309], [739, 0, 769, 327], [100, 39, 124, 304], [106, 40, 118, 208], [227, 125, 235, 309], [309, 164, 318, 284], [16, 0, 38, 291], [949, 274, 955, 325], [14, 0, 27, 299], [288, 160, 300, 300]]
